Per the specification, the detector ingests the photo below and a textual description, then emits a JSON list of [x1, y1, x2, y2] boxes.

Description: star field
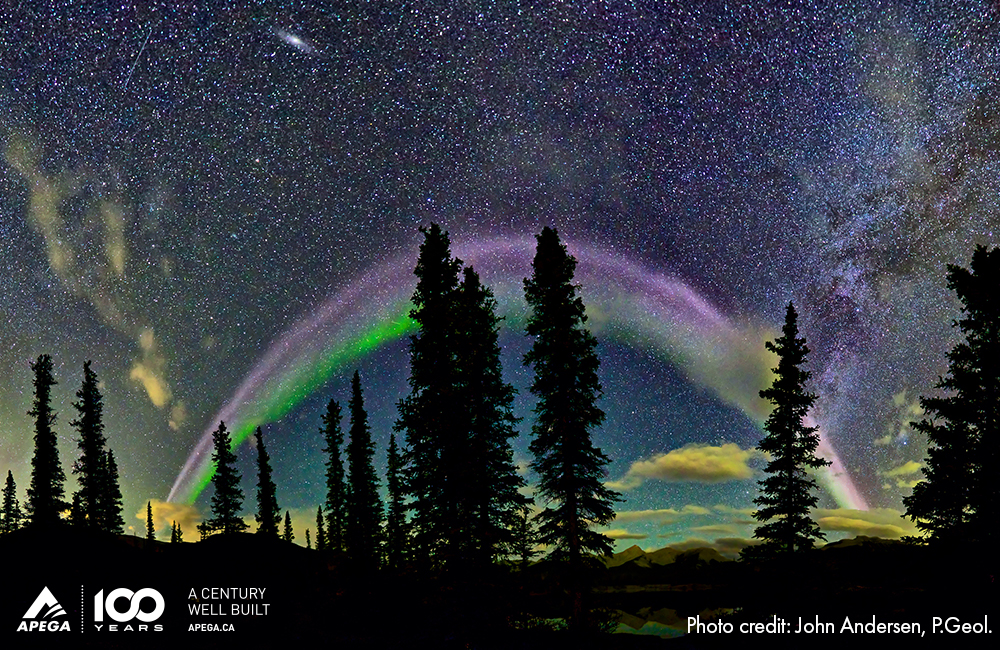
[[2, 1, 999, 551]]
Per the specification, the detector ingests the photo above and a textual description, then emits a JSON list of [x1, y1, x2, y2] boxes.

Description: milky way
[[2, 2, 998, 548]]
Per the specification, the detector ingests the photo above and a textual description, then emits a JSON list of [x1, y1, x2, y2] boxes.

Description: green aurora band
[[169, 237, 867, 512]]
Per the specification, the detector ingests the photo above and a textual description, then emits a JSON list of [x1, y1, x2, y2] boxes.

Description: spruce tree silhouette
[[397, 224, 526, 570], [1, 471, 23, 534], [101, 450, 125, 534], [346, 371, 383, 572], [749, 302, 829, 556], [70, 361, 107, 529], [146, 500, 155, 542], [26, 354, 66, 526], [254, 428, 281, 536], [523, 227, 620, 628], [395, 223, 463, 565], [453, 266, 527, 565], [315, 505, 327, 551], [200, 421, 248, 536], [905, 245, 999, 548]]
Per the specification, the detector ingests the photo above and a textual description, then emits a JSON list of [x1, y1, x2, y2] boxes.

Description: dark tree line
[[7, 356, 124, 534], [7, 226, 617, 590], [11, 233, 992, 579], [197, 370, 384, 572], [395, 224, 544, 570]]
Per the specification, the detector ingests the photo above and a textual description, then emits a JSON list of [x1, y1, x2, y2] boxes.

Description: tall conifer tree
[[202, 421, 248, 536], [283, 511, 294, 543], [26, 354, 66, 525], [524, 228, 619, 565], [904, 245, 999, 547], [395, 223, 463, 564], [321, 399, 346, 552], [524, 227, 619, 629], [146, 500, 155, 541], [453, 266, 526, 564], [71, 361, 107, 528], [346, 371, 383, 571], [750, 302, 829, 556], [254, 428, 281, 536]]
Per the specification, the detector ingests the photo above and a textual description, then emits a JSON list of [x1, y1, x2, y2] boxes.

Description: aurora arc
[[168, 236, 868, 511]]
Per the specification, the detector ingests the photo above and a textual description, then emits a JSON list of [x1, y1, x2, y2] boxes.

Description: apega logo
[[17, 587, 71, 632]]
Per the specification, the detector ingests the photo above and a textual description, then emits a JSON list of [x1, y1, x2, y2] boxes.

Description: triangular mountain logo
[[23, 587, 65, 619], [17, 587, 71, 632]]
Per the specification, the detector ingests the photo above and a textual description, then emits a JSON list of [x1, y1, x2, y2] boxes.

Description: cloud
[[6, 128, 181, 419], [690, 524, 743, 536], [101, 200, 128, 276], [879, 461, 924, 489], [608, 443, 764, 490], [882, 460, 922, 477], [604, 528, 648, 540], [818, 517, 909, 538], [169, 401, 188, 431], [814, 507, 920, 539], [139, 500, 202, 539], [614, 505, 709, 524], [129, 328, 172, 408], [4, 130, 133, 327]]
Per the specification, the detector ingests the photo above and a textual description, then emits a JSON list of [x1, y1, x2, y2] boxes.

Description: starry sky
[[1, 1, 998, 554]]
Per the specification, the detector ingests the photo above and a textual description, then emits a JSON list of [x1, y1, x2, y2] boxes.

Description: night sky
[[2, 1, 998, 554]]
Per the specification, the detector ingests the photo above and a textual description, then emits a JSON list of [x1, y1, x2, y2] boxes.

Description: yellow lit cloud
[[614, 505, 710, 523], [604, 528, 648, 540], [690, 524, 742, 536], [814, 507, 920, 539], [129, 328, 172, 408], [608, 443, 764, 490], [878, 390, 924, 446], [101, 201, 128, 276], [712, 504, 756, 517], [882, 461, 922, 477], [140, 500, 202, 540], [879, 461, 924, 489]]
